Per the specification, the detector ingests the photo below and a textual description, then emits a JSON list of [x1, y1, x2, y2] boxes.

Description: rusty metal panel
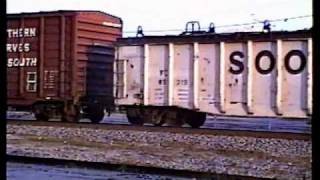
[[43, 16, 61, 98], [7, 11, 122, 108], [6, 13, 76, 106], [7, 16, 41, 107], [75, 11, 122, 103]]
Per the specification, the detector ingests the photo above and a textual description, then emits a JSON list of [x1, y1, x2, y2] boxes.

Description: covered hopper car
[[7, 10, 122, 122], [114, 30, 312, 127]]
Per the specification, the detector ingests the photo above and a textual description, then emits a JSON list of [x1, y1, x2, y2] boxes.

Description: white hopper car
[[114, 30, 312, 127]]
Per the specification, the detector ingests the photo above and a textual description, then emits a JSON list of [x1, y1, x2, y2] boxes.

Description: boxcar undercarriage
[[124, 105, 206, 128], [30, 97, 108, 123]]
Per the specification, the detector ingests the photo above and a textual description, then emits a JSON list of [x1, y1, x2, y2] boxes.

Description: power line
[[216, 15, 312, 28], [124, 14, 312, 34]]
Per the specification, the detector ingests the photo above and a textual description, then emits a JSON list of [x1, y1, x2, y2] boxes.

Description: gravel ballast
[[6, 124, 311, 180]]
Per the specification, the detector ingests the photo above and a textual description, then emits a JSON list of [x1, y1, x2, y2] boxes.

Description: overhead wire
[[123, 14, 312, 34]]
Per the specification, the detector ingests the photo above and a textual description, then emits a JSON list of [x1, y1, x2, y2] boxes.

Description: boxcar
[[7, 10, 122, 122], [114, 30, 312, 127]]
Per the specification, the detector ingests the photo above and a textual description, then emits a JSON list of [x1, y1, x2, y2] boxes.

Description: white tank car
[[113, 30, 312, 128]]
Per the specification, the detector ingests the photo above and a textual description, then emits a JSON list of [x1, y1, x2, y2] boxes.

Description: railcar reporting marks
[[7, 27, 38, 68]]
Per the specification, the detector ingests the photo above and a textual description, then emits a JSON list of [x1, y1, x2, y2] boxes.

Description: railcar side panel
[[147, 45, 169, 106], [251, 42, 277, 116], [76, 11, 122, 105], [172, 44, 194, 109], [224, 43, 248, 115], [197, 44, 221, 113], [116, 46, 144, 105], [115, 31, 312, 118], [7, 11, 122, 109], [280, 40, 308, 117]]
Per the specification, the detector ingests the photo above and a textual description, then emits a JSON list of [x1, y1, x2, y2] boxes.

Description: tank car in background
[[114, 28, 312, 128], [7, 11, 122, 123]]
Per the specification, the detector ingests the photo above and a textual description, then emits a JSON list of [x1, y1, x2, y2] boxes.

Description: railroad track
[[7, 118, 310, 140], [7, 111, 311, 134]]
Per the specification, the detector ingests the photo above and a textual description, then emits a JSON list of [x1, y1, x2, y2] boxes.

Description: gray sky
[[7, 0, 312, 36]]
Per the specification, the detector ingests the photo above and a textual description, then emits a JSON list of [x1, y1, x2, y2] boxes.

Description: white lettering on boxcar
[[7, 27, 37, 38], [7, 27, 38, 68], [7, 58, 37, 67], [7, 43, 31, 52]]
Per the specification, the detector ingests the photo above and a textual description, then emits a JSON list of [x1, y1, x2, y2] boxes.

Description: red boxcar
[[7, 10, 123, 122]]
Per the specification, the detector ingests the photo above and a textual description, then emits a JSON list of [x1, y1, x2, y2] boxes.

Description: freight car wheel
[[83, 103, 104, 124], [185, 111, 206, 128], [89, 112, 104, 124], [126, 107, 144, 125], [165, 110, 184, 127], [127, 116, 144, 125], [151, 110, 166, 126], [34, 112, 49, 121], [62, 101, 81, 123], [61, 112, 80, 123], [32, 103, 50, 121], [153, 119, 165, 126]]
